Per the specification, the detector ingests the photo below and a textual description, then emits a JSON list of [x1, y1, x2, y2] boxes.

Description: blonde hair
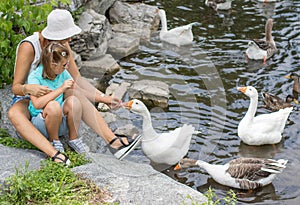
[[42, 42, 70, 80]]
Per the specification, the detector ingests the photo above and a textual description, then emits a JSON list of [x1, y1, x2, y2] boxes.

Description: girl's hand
[[61, 79, 74, 92], [28, 84, 51, 97]]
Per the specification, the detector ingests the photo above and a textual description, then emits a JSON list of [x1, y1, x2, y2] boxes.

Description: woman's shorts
[[11, 95, 30, 106], [31, 112, 68, 140]]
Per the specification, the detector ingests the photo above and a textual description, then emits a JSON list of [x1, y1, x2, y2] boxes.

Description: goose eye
[[135, 102, 138, 105]]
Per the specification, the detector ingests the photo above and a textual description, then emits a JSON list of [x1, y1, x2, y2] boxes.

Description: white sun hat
[[41, 9, 82, 40]]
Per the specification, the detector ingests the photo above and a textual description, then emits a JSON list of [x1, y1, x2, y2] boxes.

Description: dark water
[[112, 0, 300, 204]]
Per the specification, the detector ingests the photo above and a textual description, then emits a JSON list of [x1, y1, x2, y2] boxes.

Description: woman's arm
[[12, 42, 51, 96], [65, 43, 122, 108]]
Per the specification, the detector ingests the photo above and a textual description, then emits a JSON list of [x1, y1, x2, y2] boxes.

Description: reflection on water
[[114, 0, 300, 204]]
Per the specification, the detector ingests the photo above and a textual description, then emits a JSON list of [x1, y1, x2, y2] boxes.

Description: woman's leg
[[64, 89, 129, 149], [42, 101, 62, 142], [63, 96, 82, 140], [8, 99, 66, 162]]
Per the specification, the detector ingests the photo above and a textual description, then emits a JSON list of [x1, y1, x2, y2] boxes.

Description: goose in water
[[175, 157, 288, 190], [285, 73, 300, 100], [205, 0, 233, 11], [124, 99, 195, 165], [157, 9, 197, 47], [262, 92, 297, 111], [246, 19, 277, 63], [237, 86, 292, 145]]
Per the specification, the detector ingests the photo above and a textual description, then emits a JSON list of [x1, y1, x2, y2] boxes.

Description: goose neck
[[265, 19, 273, 42], [159, 11, 168, 32], [141, 111, 157, 137], [245, 95, 258, 120]]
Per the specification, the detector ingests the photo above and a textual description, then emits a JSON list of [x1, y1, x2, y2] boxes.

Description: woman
[[8, 9, 141, 164]]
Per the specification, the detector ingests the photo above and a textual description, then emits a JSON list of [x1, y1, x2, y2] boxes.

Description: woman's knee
[[64, 96, 82, 111], [44, 101, 62, 117], [8, 101, 30, 122]]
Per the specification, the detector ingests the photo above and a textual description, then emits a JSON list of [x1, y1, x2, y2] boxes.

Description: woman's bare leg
[[42, 101, 62, 142], [8, 99, 64, 161], [63, 96, 82, 140]]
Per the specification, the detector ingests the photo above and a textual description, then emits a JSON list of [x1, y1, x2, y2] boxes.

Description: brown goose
[[285, 73, 300, 100], [262, 92, 298, 111], [175, 157, 288, 190], [245, 19, 277, 63]]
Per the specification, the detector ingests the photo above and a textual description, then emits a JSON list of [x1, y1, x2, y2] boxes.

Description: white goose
[[245, 18, 277, 63], [158, 9, 197, 47], [124, 99, 195, 165], [175, 157, 288, 190], [237, 86, 292, 145], [256, 0, 279, 2], [205, 0, 234, 11]]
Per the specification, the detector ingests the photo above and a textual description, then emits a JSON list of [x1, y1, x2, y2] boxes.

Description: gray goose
[[175, 157, 288, 190]]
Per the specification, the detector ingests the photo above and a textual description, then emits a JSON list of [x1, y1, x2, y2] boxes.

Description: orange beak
[[284, 75, 291, 79], [123, 100, 133, 110], [237, 87, 247, 93], [174, 163, 181, 171]]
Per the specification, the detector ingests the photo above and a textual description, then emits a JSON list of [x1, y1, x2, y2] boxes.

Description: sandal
[[108, 134, 142, 160], [115, 134, 134, 144], [51, 151, 71, 166]]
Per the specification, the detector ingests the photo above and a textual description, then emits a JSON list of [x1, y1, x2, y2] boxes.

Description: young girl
[[28, 42, 89, 160]]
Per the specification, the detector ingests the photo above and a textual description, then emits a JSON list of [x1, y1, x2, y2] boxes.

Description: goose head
[[248, 41, 259, 49], [285, 73, 299, 81], [158, 9, 166, 19], [286, 95, 299, 104], [174, 158, 197, 170], [123, 99, 149, 115], [237, 86, 258, 99]]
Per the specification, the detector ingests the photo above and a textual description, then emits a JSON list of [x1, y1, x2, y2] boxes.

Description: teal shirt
[[28, 64, 72, 117]]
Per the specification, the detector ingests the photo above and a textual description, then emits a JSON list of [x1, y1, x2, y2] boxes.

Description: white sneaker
[[52, 140, 65, 153], [68, 138, 90, 154]]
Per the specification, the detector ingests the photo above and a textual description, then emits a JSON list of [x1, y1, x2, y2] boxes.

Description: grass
[[180, 187, 237, 205], [0, 128, 115, 204]]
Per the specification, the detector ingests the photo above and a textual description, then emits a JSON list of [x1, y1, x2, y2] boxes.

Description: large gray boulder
[[71, 9, 112, 60]]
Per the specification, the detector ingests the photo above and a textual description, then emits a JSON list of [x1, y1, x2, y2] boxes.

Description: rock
[[80, 54, 121, 79], [72, 153, 207, 204], [71, 9, 112, 60], [86, 0, 117, 15], [128, 80, 169, 108], [107, 32, 140, 59], [106, 82, 131, 99], [109, 1, 160, 31], [112, 22, 152, 42]]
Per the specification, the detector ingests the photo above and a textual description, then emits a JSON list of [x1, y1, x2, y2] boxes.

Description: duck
[[285, 73, 300, 100], [262, 92, 297, 111], [174, 157, 288, 190], [237, 86, 292, 145], [124, 99, 195, 165], [157, 9, 197, 47], [245, 18, 277, 63], [205, 0, 233, 11]]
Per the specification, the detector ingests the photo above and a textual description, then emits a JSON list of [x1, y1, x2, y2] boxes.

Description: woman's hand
[[102, 95, 122, 109], [27, 84, 52, 97]]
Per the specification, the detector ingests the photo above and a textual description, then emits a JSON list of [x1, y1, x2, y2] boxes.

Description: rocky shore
[[0, 86, 206, 204]]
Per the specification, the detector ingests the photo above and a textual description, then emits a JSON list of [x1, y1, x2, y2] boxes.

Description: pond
[[112, 0, 300, 204]]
